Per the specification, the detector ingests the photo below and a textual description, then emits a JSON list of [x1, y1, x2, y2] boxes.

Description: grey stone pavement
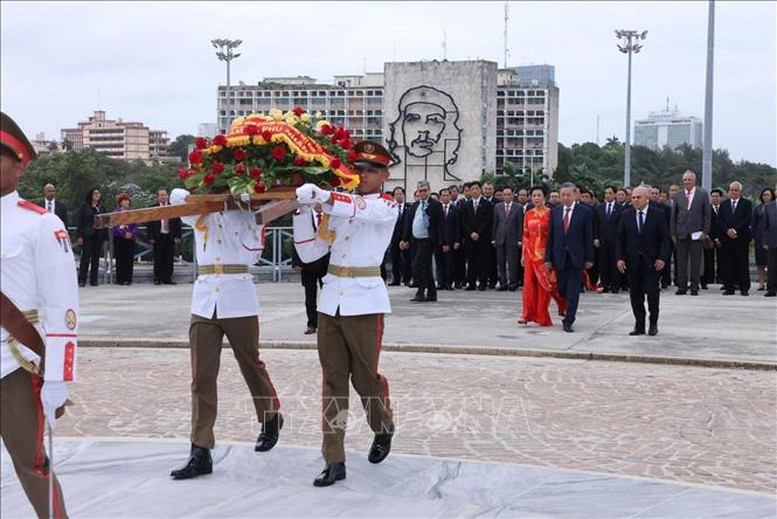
[[78, 279, 777, 367], [4, 280, 775, 517]]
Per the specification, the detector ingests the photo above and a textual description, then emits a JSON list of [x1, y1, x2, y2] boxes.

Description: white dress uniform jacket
[[293, 192, 398, 317], [1, 191, 78, 381], [173, 189, 265, 319]]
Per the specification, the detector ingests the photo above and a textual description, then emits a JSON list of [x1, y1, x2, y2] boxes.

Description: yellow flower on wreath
[[269, 108, 283, 121]]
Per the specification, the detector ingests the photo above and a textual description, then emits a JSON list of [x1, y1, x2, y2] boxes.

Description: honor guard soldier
[[294, 141, 398, 487], [168, 188, 282, 480], [1, 112, 78, 518]]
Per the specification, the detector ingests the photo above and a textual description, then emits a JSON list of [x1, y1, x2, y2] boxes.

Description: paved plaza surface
[[1, 348, 775, 517], [2, 282, 775, 517], [78, 280, 776, 366]]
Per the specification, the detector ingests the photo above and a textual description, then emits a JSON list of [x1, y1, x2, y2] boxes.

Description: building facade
[[215, 60, 559, 189], [31, 132, 61, 156], [217, 76, 385, 144], [197, 123, 219, 139], [496, 65, 559, 180], [61, 111, 174, 162], [383, 60, 498, 193], [634, 108, 703, 151]]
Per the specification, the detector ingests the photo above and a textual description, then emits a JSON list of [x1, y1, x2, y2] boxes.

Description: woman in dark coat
[[754, 187, 775, 290], [113, 193, 139, 285], [76, 186, 108, 286]]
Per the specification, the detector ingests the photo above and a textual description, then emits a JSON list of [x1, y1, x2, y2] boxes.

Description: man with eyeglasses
[[400, 179, 445, 302]]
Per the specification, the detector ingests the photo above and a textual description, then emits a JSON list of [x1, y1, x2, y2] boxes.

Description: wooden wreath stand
[[94, 190, 298, 229]]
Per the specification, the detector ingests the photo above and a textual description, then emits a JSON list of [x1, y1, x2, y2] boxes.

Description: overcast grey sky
[[1, 1, 775, 165]]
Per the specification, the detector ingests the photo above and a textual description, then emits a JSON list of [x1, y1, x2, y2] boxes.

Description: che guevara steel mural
[[387, 85, 463, 183]]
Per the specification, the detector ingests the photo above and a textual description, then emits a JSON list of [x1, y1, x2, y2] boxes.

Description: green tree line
[[18, 139, 776, 222], [486, 139, 776, 199], [18, 149, 182, 225]]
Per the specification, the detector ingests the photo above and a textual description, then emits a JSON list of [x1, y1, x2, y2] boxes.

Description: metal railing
[[70, 226, 296, 284]]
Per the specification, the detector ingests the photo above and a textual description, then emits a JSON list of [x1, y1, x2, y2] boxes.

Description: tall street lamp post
[[702, 1, 715, 193], [211, 38, 242, 133], [615, 29, 648, 187]]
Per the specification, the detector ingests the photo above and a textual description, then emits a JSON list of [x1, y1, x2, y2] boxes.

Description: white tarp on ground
[[2, 439, 774, 518]]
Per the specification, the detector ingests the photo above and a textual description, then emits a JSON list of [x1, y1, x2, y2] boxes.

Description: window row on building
[[216, 65, 558, 176], [60, 111, 177, 163]]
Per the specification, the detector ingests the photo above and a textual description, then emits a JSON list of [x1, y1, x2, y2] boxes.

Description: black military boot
[[255, 412, 284, 452], [170, 444, 212, 480], [313, 462, 346, 487], [368, 433, 393, 464]]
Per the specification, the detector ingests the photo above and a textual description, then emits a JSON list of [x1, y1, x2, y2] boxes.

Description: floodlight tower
[[615, 29, 648, 187], [211, 38, 242, 132]]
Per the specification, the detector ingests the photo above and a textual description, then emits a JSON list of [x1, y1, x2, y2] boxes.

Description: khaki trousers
[[317, 312, 393, 463], [0, 368, 67, 519], [189, 313, 280, 449]]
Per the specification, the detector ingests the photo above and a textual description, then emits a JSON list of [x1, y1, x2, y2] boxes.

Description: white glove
[[170, 188, 190, 206], [296, 183, 331, 205], [41, 381, 69, 429]]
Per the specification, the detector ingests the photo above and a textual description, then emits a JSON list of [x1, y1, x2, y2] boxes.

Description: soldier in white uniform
[[294, 141, 398, 487], [168, 188, 282, 480], [1, 112, 78, 518]]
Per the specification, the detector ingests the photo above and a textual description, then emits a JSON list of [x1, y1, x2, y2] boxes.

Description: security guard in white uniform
[[168, 188, 282, 480], [294, 141, 398, 487], [1, 112, 78, 519]]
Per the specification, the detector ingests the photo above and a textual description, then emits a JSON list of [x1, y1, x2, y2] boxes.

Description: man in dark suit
[[147, 188, 182, 285], [580, 189, 600, 286], [291, 204, 330, 334], [448, 184, 466, 288], [436, 187, 461, 290], [762, 191, 777, 297], [703, 189, 725, 286], [461, 180, 493, 291], [648, 186, 672, 289], [718, 181, 752, 295], [616, 186, 670, 336], [37, 183, 69, 228], [387, 187, 411, 286], [482, 181, 498, 288], [492, 186, 523, 291], [670, 170, 710, 296], [595, 185, 623, 293], [544, 183, 594, 332], [401, 180, 445, 302], [616, 188, 630, 208]]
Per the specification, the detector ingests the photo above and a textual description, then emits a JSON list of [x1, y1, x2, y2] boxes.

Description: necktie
[[638, 211, 644, 234], [474, 200, 479, 213], [606, 203, 612, 218], [422, 201, 429, 226], [47, 201, 53, 213], [732, 200, 737, 212], [505, 203, 510, 217], [563, 206, 571, 233], [713, 205, 718, 215], [686, 190, 692, 206], [444, 205, 449, 217]]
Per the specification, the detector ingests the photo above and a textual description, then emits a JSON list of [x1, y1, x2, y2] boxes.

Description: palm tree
[[604, 136, 621, 150]]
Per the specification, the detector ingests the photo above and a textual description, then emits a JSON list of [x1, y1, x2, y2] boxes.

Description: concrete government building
[[61, 111, 175, 163], [216, 61, 558, 192]]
